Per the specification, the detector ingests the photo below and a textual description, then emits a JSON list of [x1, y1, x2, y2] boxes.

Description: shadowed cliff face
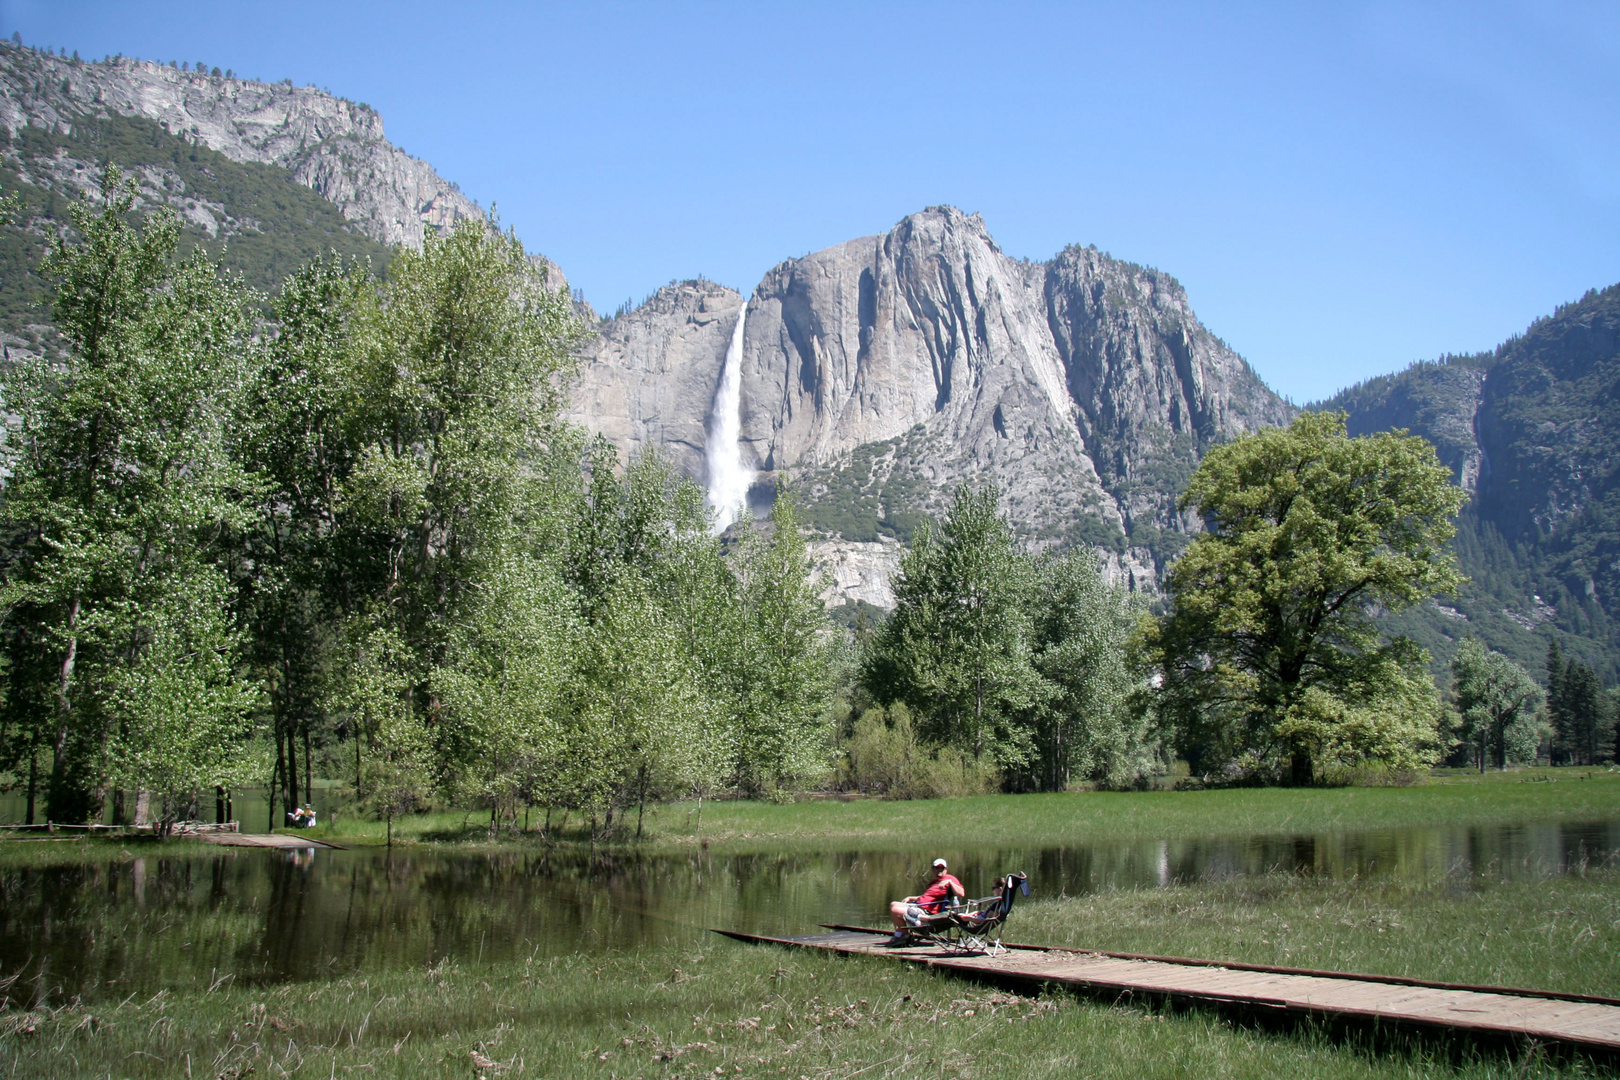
[[572, 207, 1293, 594], [1315, 283, 1620, 679]]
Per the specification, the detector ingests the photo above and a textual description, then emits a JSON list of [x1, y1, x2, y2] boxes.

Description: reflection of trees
[[0, 856, 267, 1006]]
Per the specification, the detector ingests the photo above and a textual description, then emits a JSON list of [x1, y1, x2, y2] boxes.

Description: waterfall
[[704, 302, 753, 531]]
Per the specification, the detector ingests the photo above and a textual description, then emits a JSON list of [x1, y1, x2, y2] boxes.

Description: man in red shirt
[[887, 858, 964, 943]]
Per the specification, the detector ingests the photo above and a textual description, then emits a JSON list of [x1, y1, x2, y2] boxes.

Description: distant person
[[887, 858, 964, 944], [303, 805, 317, 828]]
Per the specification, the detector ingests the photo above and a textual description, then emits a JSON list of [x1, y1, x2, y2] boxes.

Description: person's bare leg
[[889, 901, 910, 930]]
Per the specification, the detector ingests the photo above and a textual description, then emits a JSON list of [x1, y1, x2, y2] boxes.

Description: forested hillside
[[1317, 283, 1620, 680], [0, 111, 393, 347]]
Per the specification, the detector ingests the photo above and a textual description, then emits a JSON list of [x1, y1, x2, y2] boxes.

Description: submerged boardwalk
[[201, 832, 342, 849], [717, 926, 1620, 1057]]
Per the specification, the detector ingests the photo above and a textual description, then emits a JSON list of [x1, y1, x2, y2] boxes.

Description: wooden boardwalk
[[716, 926, 1620, 1057], [201, 832, 342, 849]]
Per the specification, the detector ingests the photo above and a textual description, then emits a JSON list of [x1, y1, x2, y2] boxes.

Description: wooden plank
[[202, 832, 343, 849], [720, 928, 1620, 1055]]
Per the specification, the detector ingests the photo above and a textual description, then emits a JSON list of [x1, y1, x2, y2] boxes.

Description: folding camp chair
[[902, 872, 1030, 956]]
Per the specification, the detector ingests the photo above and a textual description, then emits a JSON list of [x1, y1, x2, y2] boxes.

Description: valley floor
[[3, 865, 1614, 1079], [239, 765, 1620, 855], [2, 767, 1615, 866]]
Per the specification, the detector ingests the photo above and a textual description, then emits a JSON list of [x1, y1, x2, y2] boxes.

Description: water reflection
[[1, 819, 1614, 1005]]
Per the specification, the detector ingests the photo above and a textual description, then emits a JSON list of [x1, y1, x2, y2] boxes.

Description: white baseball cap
[[932, 858, 948, 868]]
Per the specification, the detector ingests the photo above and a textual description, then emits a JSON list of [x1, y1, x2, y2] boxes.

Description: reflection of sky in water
[[2, 819, 1615, 1005]]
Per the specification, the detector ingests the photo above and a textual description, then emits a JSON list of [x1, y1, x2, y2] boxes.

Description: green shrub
[[838, 703, 1000, 798]]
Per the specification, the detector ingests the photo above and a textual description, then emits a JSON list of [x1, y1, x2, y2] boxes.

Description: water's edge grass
[[4, 869, 1615, 1079], [2, 767, 1616, 865], [2, 773, 1616, 1078]]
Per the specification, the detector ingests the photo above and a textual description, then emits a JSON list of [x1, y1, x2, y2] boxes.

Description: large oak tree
[[1149, 411, 1466, 784]]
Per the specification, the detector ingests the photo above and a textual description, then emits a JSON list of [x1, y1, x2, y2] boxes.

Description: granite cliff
[[568, 207, 1293, 600], [0, 43, 479, 251], [1318, 283, 1620, 677], [18, 41, 1612, 672]]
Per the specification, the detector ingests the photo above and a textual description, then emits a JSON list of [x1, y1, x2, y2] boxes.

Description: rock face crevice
[[572, 206, 1294, 602], [0, 45, 480, 250]]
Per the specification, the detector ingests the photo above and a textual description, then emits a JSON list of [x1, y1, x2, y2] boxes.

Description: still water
[[2, 819, 1615, 1006]]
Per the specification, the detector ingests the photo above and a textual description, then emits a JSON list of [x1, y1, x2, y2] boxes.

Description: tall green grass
[[1018, 867, 1620, 997], [635, 769, 1620, 854], [1, 939, 1604, 1080], [4, 767, 1612, 863]]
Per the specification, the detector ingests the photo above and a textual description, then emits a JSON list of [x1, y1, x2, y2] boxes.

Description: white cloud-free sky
[[6, 1, 1617, 403]]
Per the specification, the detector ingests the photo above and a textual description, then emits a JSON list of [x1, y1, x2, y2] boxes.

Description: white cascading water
[[704, 302, 753, 531]]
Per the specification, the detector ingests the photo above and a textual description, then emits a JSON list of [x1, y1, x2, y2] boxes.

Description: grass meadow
[[218, 765, 1620, 854], [4, 872, 1616, 1079], [2, 770, 1618, 1077]]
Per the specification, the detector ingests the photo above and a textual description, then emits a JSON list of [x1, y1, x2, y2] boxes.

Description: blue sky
[[6, 1, 1617, 403]]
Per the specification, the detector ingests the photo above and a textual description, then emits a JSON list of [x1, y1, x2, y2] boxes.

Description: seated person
[[887, 858, 964, 943]]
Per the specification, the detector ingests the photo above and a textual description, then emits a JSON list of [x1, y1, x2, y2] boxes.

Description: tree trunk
[[284, 720, 299, 820], [1289, 745, 1313, 786], [55, 597, 80, 720], [45, 595, 82, 824], [303, 722, 313, 805], [636, 764, 648, 841], [268, 755, 280, 832], [48, 718, 72, 822], [216, 786, 226, 824], [25, 745, 38, 825], [273, 723, 288, 825]]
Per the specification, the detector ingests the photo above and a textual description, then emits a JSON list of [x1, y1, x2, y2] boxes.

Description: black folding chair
[[903, 872, 1030, 955]]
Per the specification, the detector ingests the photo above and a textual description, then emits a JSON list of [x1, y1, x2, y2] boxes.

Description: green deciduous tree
[[731, 495, 835, 794], [1027, 550, 1149, 790], [240, 253, 375, 822], [856, 486, 1155, 792], [0, 180, 847, 837], [1148, 412, 1466, 785], [861, 485, 1046, 768], [569, 575, 713, 838], [345, 216, 582, 677], [0, 169, 257, 823], [433, 552, 577, 830], [323, 618, 427, 845], [1451, 638, 1545, 772]]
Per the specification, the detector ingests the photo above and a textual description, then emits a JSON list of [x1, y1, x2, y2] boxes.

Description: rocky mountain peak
[[0, 42, 479, 249], [570, 206, 1293, 602]]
